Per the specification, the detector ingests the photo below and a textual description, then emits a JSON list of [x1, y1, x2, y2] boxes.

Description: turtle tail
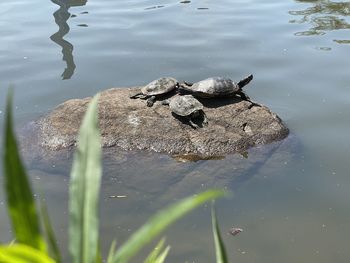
[[237, 74, 253, 89]]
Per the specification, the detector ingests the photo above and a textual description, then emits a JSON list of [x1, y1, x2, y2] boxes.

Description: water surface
[[1, 0, 350, 262]]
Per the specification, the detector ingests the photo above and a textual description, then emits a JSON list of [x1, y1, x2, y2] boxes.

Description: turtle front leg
[[237, 91, 261, 107], [183, 81, 193, 86], [202, 111, 209, 126], [129, 92, 143, 99], [146, 96, 156, 107], [161, 99, 170, 106], [237, 91, 250, 101], [188, 118, 199, 129]]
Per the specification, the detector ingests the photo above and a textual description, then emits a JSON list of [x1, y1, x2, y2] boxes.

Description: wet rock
[[34, 86, 288, 157]]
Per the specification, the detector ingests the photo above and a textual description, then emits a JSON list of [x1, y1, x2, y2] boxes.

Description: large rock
[[19, 86, 297, 204], [35, 87, 288, 157]]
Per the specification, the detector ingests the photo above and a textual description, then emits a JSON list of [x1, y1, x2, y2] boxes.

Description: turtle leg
[[183, 81, 193, 86], [237, 91, 261, 107], [146, 96, 156, 107], [188, 118, 199, 129], [237, 91, 250, 101], [202, 111, 209, 126], [161, 99, 170, 106], [129, 92, 143, 99]]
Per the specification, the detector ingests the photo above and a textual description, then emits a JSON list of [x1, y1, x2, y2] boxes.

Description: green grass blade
[[112, 190, 225, 263], [106, 240, 117, 263], [3, 90, 46, 251], [95, 245, 103, 263], [68, 94, 102, 263], [40, 200, 61, 263], [0, 244, 55, 263], [153, 245, 170, 263], [144, 238, 165, 263], [211, 204, 228, 263]]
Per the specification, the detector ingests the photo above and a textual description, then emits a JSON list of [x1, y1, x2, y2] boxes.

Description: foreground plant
[[0, 91, 229, 262]]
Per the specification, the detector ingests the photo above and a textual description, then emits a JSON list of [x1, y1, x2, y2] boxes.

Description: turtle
[[178, 74, 253, 101], [162, 95, 208, 129], [129, 77, 179, 107]]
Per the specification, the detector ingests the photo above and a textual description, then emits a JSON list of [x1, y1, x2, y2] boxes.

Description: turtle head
[[190, 110, 208, 127], [191, 110, 202, 118], [237, 74, 253, 89]]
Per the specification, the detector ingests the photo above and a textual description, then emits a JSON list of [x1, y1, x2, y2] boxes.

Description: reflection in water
[[50, 0, 87, 79], [289, 0, 350, 44], [144, 5, 164, 10]]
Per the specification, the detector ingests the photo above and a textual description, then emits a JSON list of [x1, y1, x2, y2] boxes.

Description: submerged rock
[[33, 86, 288, 157]]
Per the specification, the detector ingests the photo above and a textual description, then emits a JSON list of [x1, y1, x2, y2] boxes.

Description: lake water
[[1, 0, 350, 262]]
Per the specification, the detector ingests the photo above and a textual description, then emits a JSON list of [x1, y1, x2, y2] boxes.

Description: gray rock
[[33, 86, 289, 157]]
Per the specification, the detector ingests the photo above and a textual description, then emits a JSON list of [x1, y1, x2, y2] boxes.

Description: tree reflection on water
[[289, 0, 350, 44], [50, 0, 87, 80]]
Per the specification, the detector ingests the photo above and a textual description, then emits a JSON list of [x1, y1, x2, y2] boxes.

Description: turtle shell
[[141, 77, 178, 96], [169, 95, 204, 116], [189, 77, 239, 97]]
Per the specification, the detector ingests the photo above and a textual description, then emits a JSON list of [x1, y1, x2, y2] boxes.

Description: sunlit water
[[1, 0, 350, 262]]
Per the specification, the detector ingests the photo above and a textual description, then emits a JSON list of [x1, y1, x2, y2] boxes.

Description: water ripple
[[289, 0, 350, 43]]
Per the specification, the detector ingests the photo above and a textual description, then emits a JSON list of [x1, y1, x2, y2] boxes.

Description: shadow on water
[[289, 0, 350, 44], [50, 0, 87, 80]]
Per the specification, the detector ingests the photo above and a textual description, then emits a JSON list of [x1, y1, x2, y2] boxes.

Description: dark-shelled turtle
[[129, 77, 179, 107], [179, 74, 253, 101], [162, 95, 208, 129]]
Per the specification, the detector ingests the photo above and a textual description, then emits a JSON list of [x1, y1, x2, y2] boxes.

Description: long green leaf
[[0, 244, 55, 263], [144, 238, 166, 263], [3, 90, 46, 251], [40, 200, 61, 263], [106, 240, 117, 263], [112, 190, 225, 263], [211, 204, 228, 263], [153, 246, 170, 263], [68, 94, 102, 263]]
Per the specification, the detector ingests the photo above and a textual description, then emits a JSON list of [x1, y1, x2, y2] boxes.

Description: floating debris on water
[[145, 5, 164, 10], [229, 227, 243, 236], [109, 195, 127, 198]]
